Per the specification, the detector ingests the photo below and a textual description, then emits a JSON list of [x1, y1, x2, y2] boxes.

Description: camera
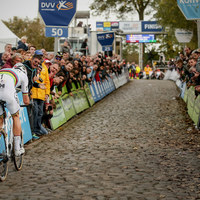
[[48, 105, 53, 111], [39, 77, 43, 82], [38, 65, 42, 70]]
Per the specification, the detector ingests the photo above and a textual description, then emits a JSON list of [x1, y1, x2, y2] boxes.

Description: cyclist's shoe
[[32, 134, 40, 140], [15, 147, 25, 157]]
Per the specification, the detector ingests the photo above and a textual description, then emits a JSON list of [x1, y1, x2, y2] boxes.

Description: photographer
[[31, 57, 50, 137]]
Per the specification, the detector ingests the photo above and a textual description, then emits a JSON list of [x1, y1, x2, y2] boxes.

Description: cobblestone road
[[1, 80, 200, 200]]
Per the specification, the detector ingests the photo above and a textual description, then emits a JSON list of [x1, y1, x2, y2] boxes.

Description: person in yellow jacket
[[31, 58, 50, 135], [144, 64, 152, 79], [135, 65, 140, 79]]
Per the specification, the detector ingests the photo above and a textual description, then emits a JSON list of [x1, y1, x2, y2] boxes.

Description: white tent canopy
[[0, 20, 19, 53]]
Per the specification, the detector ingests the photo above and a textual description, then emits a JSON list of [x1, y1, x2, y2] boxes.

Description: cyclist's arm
[[21, 74, 30, 105]]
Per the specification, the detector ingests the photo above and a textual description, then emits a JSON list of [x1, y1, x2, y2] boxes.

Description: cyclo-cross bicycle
[[0, 99, 27, 181]]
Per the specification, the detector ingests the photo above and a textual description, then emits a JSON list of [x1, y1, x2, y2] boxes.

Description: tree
[[90, 0, 153, 21], [2, 16, 54, 51], [123, 41, 139, 63]]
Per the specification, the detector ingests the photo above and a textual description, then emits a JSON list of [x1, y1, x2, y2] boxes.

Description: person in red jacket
[[2, 53, 23, 69]]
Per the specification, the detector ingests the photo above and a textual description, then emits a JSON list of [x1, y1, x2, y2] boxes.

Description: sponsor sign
[[177, 0, 200, 20], [175, 29, 193, 43], [111, 21, 119, 29], [38, 0, 77, 26], [104, 22, 111, 28], [119, 21, 141, 33], [142, 21, 163, 32], [97, 28, 103, 31], [103, 27, 112, 31], [96, 22, 103, 27], [97, 32, 115, 46]]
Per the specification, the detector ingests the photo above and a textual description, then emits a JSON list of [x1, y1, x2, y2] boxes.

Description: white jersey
[[0, 68, 28, 115], [0, 68, 28, 95]]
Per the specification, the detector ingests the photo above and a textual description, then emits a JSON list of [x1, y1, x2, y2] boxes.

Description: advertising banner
[[111, 22, 119, 30], [187, 87, 195, 120], [104, 22, 111, 28], [50, 97, 67, 130], [84, 86, 95, 106], [97, 32, 115, 47], [192, 95, 200, 126], [60, 92, 76, 121], [78, 89, 90, 111], [38, 0, 77, 26], [177, 0, 200, 20], [71, 91, 82, 113], [175, 29, 193, 43], [119, 21, 141, 33], [96, 22, 104, 31]]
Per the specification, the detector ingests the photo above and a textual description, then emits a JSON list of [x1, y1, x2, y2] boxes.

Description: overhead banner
[[97, 32, 115, 46], [119, 21, 141, 33], [142, 21, 163, 32], [177, 0, 200, 20]]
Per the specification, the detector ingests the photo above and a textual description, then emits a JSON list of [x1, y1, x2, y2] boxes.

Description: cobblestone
[[1, 80, 200, 200]]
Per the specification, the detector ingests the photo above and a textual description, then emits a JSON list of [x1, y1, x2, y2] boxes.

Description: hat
[[44, 59, 52, 64], [35, 50, 43, 56], [194, 48, 200, 53], [56, 52, 63, 57]]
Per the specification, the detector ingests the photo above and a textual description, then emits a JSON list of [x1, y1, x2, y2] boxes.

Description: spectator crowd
[[166, 47, 200, 98], [0, 36, 126, 140]]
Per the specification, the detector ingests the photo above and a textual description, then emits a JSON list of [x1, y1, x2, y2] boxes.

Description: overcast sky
[[0, 0, 125, 30]]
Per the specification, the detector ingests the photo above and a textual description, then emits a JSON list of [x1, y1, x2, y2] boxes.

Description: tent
[[0, 20, 19, 52]]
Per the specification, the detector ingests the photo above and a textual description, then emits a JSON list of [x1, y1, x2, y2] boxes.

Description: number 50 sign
[[45, 27, 68, 37]]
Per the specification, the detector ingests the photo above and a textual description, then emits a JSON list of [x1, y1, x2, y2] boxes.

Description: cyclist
[[0, 63, 29, 156]]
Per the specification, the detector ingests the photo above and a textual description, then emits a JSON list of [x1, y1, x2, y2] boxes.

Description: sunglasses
[[56, 57, 62, 61], [33, 60, 40, 65]]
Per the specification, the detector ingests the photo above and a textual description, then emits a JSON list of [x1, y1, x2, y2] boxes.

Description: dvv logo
[[105, 34, 113, 39], [57, 0, 73, 10], [41, 0, 73, 11]]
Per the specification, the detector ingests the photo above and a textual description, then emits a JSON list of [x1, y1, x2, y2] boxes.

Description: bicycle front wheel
[[0, 129, 8, 181], [13, 132, 24, 171]]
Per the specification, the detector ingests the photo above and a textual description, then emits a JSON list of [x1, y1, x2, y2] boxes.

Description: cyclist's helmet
[[13, 63, 27, 76]]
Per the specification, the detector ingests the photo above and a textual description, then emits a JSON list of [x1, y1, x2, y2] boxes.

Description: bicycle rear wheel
[[13, 132, 24, 171], [0, 129, 8, 181]]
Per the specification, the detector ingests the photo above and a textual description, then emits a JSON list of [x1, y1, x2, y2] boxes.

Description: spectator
[[144, 64, 152, 79], [194, 49, 200, 73], [135, 64, 141, 79], [11, 47, 17, 55], [24, 51, 32, 61], [31, 56, 50, 136], [48, 53, 54, 61], [2, 53, 23, 69], [0, 52, 11, 68], [0, 44, 12, 63], [17, 36, 28, 51], [61, 41, 70, 54], [63, 52, 70, 61], [130, 62, 136, 79], [81, 39, 88, 56], [23, 54, 46, 140], [28, 45, 36, 55]]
